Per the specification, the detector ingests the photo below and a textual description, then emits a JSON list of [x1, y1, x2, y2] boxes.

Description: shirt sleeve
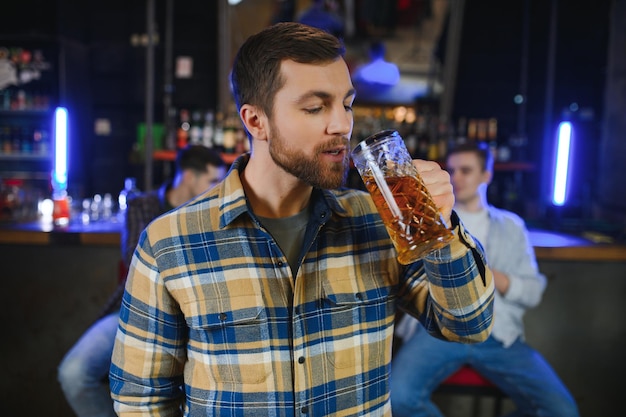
[[397, 211, 495, 344], [110, 227, 187, 417], [496, 216, 546, 308]]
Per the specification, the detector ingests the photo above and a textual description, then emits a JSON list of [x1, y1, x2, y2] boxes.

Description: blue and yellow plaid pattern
[[110, 155, 494, 416]]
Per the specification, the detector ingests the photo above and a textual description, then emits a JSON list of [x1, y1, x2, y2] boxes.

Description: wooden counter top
[[1, 220, 625, 261], [0, 219, 122, 246], [529, 229, 626, 262]]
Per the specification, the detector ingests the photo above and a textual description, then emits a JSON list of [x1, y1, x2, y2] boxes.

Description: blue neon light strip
[[54, 107, 68, 191], [552, 121, 572, 206]]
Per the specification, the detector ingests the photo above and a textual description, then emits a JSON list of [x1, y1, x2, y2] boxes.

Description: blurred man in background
[[391, 142, 578, 417]]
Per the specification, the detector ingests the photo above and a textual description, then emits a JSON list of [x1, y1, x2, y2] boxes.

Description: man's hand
[[412, 160, 454, 228], [491, 268, 511, 295]]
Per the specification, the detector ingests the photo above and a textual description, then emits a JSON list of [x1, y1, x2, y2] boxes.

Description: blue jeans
[[58, 312, 119, 417], [390, 325, 579, 417]]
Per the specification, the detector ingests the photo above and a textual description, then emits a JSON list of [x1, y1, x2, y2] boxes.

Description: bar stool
[[434, 365, 507, 417]]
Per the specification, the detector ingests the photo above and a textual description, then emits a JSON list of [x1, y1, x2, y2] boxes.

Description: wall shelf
[[0, 152, 50, 161], [152, 149, 240, 165], [493, 162, 535, 172]]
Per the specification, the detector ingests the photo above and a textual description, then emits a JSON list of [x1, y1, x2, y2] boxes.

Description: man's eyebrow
[[295, 91, 331, 103], [295, 88, 356, 104]]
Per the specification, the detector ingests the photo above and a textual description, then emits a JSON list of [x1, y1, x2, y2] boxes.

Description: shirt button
[[320, 211, 326, 218], [301, 406, 309, 414], [355, 292, 362, 300], [219, 313, 227, 321], [277, 261, 284, 267], [298, 356, 305, 364]]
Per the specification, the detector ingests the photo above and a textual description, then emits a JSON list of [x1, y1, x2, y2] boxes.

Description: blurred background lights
[[552, 121, 573, 206], [53, 107, 68, 191]]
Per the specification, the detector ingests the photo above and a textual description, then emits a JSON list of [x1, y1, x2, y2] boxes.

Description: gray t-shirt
[[257, 207, 310, 277]]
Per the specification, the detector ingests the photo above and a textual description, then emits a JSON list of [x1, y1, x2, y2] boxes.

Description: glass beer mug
[[351, 130, 454, 264]]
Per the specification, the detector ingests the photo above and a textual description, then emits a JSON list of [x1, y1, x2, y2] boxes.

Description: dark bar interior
[[1, 1, 624, 416]]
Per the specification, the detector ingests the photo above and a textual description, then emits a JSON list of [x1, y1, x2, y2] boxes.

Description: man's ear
[[180, 169, 194, 185], [240, 104, 267, 141], [483, 169, 493, 186]]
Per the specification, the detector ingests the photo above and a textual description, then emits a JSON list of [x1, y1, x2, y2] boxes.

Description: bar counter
[[2, 219, 625, 261], [528, 229, 626, 262], [1, 219, 122, 417], [0, 218, 122, 246]]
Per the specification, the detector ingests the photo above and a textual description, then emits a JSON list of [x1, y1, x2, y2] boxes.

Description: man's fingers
[[412, 159, 454, 226]]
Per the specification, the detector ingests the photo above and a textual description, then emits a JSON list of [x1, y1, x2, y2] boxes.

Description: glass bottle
[[118, 177, 140, 217]]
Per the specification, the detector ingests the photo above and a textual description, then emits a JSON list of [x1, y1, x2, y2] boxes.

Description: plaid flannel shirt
[[110, 154, 494, 417]]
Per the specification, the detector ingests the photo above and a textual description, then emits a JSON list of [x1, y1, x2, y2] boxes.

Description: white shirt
[[454, 207, 489, 249]]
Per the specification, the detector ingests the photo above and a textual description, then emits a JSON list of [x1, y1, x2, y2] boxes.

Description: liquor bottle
[[0, 127, 10, 154], [118, 177, 140, 217], [52, 189, 70, 226], [436, 120, 448, 161], [456, 117, 467, 144], [165, 107, 177, 150], [476, 119, 488, 142], [12, 127, 25, 153], [21, 126, 33, 154], [467, 119, 477, 141], [235, 122, 247, 154], [212, 111, 225, 152], [102, 193, 114, 221], [202, 110, 215, 148], [176, 109, 190, 149], [189, 110, 203, 144], [34, 127, 49, 156], [222, 113, 237, 154], [487, 118, 499, 160]]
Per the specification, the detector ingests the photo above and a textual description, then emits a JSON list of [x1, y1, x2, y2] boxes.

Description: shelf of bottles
[[153, 105, 249, 165], [154, 102, 534, 173], [0, 89, 54, 175], [0, 42, 57, 221], [350, 103, 535, 213], [0, 121, 51, 161], [352, 104, 533, 171], [0, 45, 54, 162]]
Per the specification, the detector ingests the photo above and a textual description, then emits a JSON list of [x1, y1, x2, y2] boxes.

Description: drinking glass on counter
[[351, 130, 453, 264]]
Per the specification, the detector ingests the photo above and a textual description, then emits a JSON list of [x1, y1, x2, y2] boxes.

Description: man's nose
[[327, 106, 352, 136]]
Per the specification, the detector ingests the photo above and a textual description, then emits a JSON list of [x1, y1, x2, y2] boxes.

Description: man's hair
[[230, 22, 345, 120], [175, 145, 224, 174], [446, 142, 494, 173]]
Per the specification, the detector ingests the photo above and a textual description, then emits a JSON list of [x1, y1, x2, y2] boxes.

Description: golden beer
[[363, 174, 453, 264], [352, 130, 453, 264]]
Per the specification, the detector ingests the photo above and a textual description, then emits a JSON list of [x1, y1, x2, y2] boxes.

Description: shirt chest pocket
[[320, 274, 394, 369], [184, 294, 272, 386]]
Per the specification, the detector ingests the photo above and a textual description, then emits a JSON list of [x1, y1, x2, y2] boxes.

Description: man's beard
[[268, 124, 349, 190]]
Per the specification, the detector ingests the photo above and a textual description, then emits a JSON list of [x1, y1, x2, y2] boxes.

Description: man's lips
[[322, 147, 347, 155]]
